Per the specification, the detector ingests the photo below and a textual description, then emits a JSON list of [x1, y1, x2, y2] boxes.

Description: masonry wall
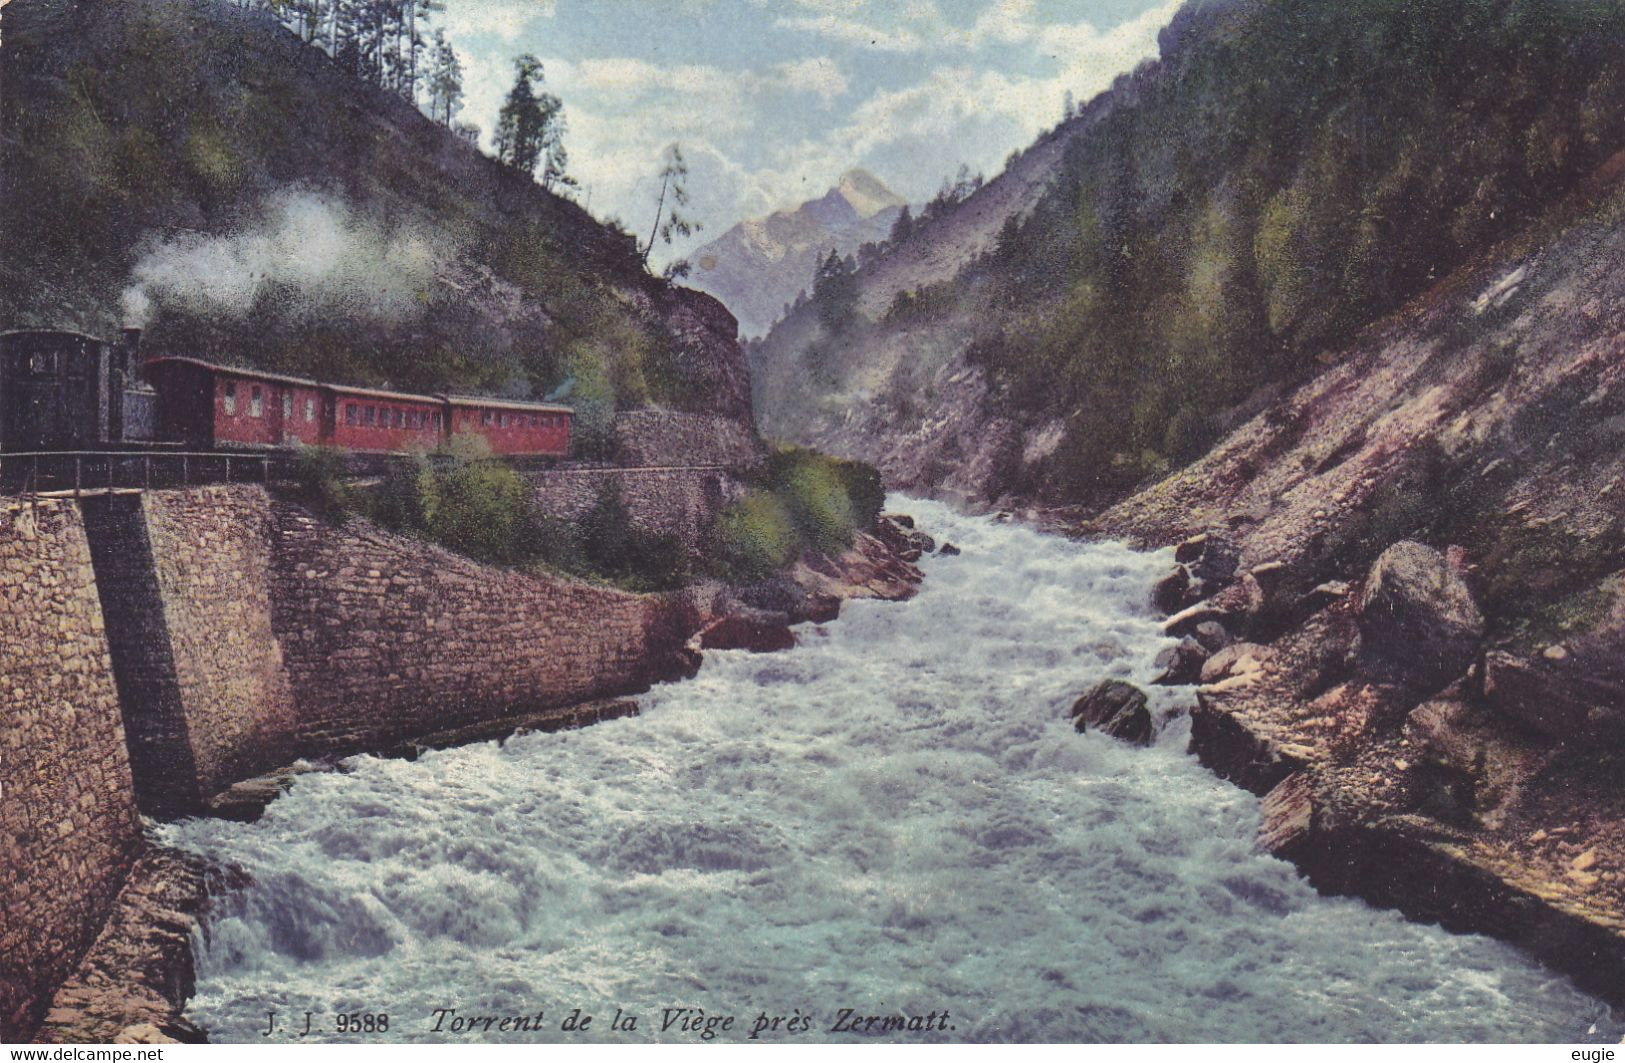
[[7, 483, 721, 1038], [140, 488, 301, 797], [269, 500, 704, 753], [81, 493, 199, 817], [526, 466, 748, 553], [0, 499, 141, 1041], [612, 411, 765, 469]]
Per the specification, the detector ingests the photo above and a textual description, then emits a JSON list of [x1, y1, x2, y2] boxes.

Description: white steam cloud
[[121, 190, 442, 327]]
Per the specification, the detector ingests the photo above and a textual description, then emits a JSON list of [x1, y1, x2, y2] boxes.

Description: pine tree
[[426, 28, 463, 125], [495, 55, 564, 180], [642, 143, 700, 266], [888, 203, 914, 244]]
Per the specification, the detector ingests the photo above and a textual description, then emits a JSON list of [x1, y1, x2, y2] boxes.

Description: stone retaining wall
[[7, 483, 725, 1039], [268, 499, 704, 753], [0, 499, 141, 1041], [613, 411, 765, 469], [141, 488, 301, 798], [526, 466, 748, 553]]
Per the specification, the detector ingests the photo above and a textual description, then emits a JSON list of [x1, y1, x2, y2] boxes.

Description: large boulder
[[1356, 541, 1485, 693], [1192, 620, 1233, 653], [1151, 565, 1191, 614], [699, 607, 796, 653], [1199, 642, 1270, 687], [1175, 531, 1240, 584], [1068, 680, 1154, 746], [1152, 637, 1208, 686], [1483, 650, 1625, 743]]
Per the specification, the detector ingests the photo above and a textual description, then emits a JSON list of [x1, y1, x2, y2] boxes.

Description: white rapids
[[163, 497, 1617, 1042]]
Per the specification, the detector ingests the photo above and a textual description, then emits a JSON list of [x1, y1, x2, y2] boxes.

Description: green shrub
[[422, 449, 531, 565], [576, 481, 692, 590], [374, 453, 434, 532], [782, 460, 857, 552], [291, 445, 361, 520], [369, 436, 530, 565], [765, 445, 885, 552], [704, 446, 886, 585], [713, 490, 797, 583]]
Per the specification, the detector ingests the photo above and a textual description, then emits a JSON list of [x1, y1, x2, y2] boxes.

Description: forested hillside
[[0, 0, 750, 427], [754, 0, 1625, 504]]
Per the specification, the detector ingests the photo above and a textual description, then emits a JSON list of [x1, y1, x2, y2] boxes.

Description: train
[[0, 327, 573, 459]]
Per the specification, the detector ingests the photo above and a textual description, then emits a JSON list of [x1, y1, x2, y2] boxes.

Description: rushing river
[[165, 499, 1616, 1043]]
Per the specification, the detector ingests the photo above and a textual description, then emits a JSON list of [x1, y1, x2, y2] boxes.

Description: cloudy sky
[[436, 0, 1183, 266]]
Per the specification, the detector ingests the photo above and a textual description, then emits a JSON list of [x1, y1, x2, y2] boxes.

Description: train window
[[482, 410, 493, 427], [365, 406, 376, 426], [250, 386, 263, 418], [393, 408, 404, 429], [498, 412, 508, 429], [223, 380, 237, 416], [345, 404, 357, 426], [306, 397, 316, 422], [434, 412, 443, 430], [282, 394, 292, 420]]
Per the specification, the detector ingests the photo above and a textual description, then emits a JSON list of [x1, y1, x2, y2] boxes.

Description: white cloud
[[439, 0, 1183, 269], [774, 13, 926, 52], [438, 0, 554, 42], [775, 57, 849, 102], [975, 0, 1040, 45]]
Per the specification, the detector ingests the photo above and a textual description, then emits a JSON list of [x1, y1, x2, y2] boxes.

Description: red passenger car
[[145, 357, 326, 450], [143, 356, 574, 458], [326, 384, 445, 453], [442, 396, 572, 456]]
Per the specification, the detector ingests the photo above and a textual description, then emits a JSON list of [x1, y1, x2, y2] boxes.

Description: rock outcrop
[[33, 848, 209, 1046], [1069, 680, 1154, 746], [1356, 541, 1485, 694]]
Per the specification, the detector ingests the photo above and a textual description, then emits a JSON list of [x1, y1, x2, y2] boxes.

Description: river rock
[[1176, 531, 1240, 584], [908, 531, 937, 554], [1151, 565, 1191, 614], [1069, 680, 1154, 746], [1152, 637, 1208, 686], [1174, 533, 1208, 564], [1193, 620, 1233, 653], [1249, 561, 1291, 598], [699, 607, 796, 653], [939, 542, 961, 556], [1301, 581, 1351, 612], [1200, 642, 1270, 687], [1356, 541, 1485, 693]]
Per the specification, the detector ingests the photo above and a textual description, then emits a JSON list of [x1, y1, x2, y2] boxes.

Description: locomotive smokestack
[[121, 326, 142, 353]]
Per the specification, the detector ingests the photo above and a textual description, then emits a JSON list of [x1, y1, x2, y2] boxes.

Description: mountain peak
[[837, 169, 905, 218], [685, 170, 906, 337]]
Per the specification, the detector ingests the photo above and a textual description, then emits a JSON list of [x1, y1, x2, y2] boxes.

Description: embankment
[[3, 480, 923, 1042], [0, 498, 143, 1040], [1, 483, 707, 1040]]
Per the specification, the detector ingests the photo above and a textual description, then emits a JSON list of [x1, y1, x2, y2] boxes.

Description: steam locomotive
[[0, 327, 573, 458]]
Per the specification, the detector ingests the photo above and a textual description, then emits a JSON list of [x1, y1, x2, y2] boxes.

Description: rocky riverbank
[[1075, 525, 1625, 1007], [28, 515, 927, 1045]]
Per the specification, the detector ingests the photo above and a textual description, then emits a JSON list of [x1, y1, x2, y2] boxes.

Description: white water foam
[[163, 498, 1617, 1042]]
